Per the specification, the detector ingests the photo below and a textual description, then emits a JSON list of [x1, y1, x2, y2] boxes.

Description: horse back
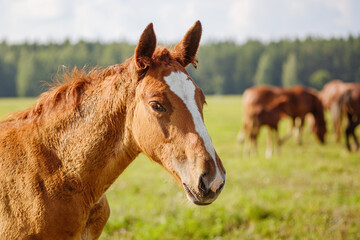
[[319, 80, 358, 109], [243, 86, 286, 129], [243, 86, 279, 106], [283, 86, 321, 117]]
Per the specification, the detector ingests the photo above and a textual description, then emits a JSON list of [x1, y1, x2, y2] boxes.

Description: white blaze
[[164, 71, 224, 191]]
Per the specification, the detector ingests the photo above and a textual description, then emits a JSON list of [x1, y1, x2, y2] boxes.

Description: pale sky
[[0, 0, 359, 44]]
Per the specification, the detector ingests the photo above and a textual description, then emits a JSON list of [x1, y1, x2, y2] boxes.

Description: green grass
[[0, 98, 36, 120], [1, 96, 360, 240]]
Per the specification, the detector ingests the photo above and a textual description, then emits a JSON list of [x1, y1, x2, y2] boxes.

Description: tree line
[[0, 35, 359, 97]]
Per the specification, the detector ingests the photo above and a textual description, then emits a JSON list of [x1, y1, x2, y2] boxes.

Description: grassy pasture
[[0, 96, 359, 240]]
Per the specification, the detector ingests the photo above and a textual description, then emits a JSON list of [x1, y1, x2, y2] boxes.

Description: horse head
[[312, 99, 327, 144], [130, 21, 226, 205]]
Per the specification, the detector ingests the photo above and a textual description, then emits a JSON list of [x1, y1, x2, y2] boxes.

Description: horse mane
[[2, 47, 179, 123], [2, 64, 124, 123]]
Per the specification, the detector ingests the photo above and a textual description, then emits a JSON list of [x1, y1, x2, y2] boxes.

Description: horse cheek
[[132, 104, 163, 160]]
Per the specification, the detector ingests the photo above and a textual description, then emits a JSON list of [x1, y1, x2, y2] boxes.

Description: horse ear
[[171, 20, 202, 68], [134, 23, 157, 71]]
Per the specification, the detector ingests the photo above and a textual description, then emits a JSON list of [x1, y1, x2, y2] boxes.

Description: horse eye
[[149, 101, 166, 112]]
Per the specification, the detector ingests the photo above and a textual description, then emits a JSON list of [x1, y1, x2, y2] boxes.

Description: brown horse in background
[[280, 86, 326, 145], [339, 85, 360, 151], [0, 21, 226, 239], [319, 80, 360, 143], [241, 85, 326, 157], [242, 86, 288, 157]]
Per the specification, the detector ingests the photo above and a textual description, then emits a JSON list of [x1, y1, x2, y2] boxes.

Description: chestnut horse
[[0, 21, 225, 239], [319, 80, 360, 143], [242, 86, 289, 157], [280, 86, 326, 145], [242, 85, 326, 157], [339, 85, 360, 151]]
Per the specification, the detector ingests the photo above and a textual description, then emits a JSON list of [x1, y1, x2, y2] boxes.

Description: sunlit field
[[1, 96, 359, 240]]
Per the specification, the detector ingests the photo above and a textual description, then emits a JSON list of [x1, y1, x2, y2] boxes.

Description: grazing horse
[[242, 85, 326, 157], [0, 21, 225, 239], [339, 85, 360, 151], [319, 80, 360, 143], [242, 86, 289, 157], [281, 86, 326, 145]]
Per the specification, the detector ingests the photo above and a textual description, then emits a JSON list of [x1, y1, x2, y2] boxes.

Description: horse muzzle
[[182, 174, 225, 205]]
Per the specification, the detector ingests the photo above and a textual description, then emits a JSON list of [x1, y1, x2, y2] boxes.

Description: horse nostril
[[218, 182, 225, 192], [198, 173, 209, 195]]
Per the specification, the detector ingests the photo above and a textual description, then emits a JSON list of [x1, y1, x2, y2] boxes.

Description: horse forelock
[[150, 47, 197, 68], [151, 47, 174, 66]]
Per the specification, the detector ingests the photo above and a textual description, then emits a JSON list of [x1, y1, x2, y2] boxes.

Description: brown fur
[[281, 86, 326, 144], [0, 21, 225, 239], [319, 80, 360, 143], [339, 85, 360, 151], [242, 86, 288, 157], [242, 85, 326, 157]]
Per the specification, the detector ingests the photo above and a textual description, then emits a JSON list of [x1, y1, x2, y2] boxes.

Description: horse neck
[[39, 69, 140, 204]]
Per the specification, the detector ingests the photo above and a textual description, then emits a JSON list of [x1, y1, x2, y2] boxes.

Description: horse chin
[[193, 201, 212, 206], [182, 183, 213, 206]]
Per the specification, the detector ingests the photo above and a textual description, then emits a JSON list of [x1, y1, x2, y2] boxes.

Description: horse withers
[[0, 21, 225, 239]]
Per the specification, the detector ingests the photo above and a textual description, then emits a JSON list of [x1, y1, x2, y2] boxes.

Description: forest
[[0, 35, 359, 97]]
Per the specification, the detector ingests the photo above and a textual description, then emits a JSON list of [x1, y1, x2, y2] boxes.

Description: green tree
[[282, 52, 298, 87], [16, 49, 35, 97], [0, 34, 359, 97], [254, 52, 273, 85], [234, 40, 264, 92], [309, 69, 331, 90], [0, 53, 17, 97], [99, 43, 134, 66]]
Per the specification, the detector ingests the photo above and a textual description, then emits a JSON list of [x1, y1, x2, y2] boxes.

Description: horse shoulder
[[0, 123, 90, 239]]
